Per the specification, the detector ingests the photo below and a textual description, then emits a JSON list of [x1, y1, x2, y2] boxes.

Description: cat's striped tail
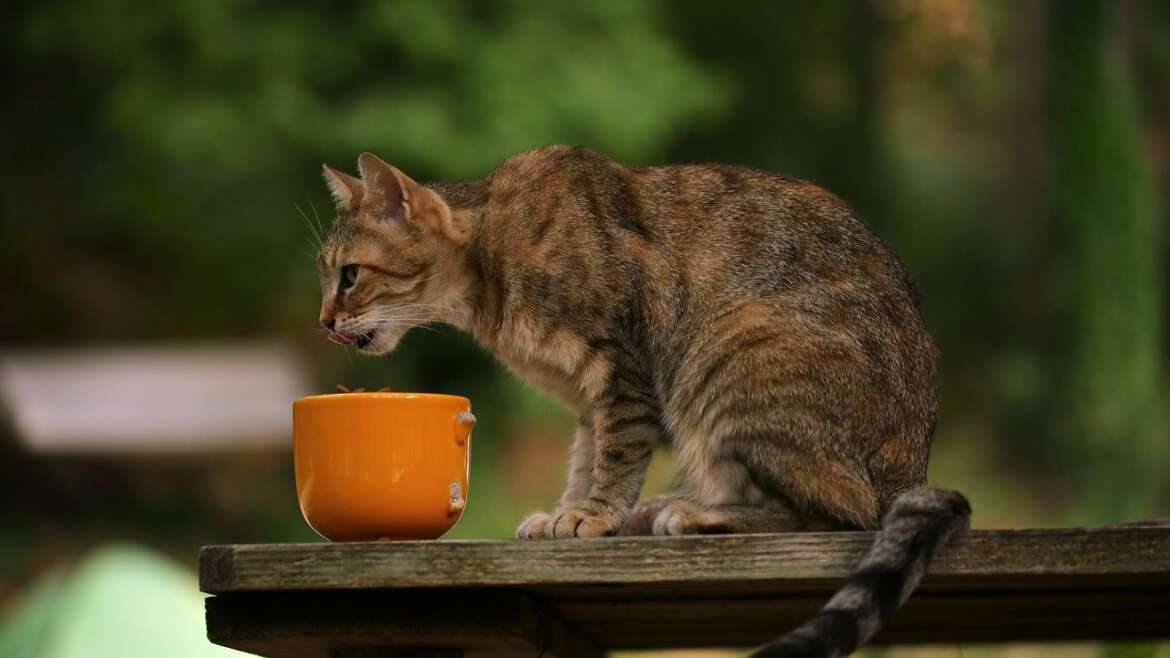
[[751, 486, 971, 658]]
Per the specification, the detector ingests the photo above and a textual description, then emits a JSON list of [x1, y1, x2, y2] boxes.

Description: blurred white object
[[0, 343, 311, 454]]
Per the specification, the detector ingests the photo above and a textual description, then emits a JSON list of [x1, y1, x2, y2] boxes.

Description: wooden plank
[[205, 583, 1170, 650], [205, 589, 603, 658], [205, 584, 1170, 654], [554, 588, 1170, 646], [201, 525, 1170, 594], [201, 524, 1170, 656]]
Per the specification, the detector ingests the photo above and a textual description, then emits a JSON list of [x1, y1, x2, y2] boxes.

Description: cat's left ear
[[322, 165, 363, 211], [357, 152, 469, 243]]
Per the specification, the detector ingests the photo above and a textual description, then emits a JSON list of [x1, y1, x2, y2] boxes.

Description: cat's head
[[316, 153, 472, 355]]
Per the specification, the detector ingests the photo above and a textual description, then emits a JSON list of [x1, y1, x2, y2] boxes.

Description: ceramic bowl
[[293, 392, 474, 541]]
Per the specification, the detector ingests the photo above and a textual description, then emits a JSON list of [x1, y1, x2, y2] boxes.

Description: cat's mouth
[[354, 330, 376, 349], [327, 329, 376, 349]]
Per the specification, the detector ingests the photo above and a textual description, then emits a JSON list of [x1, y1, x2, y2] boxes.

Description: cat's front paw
[[516, 506, 623, 538], [516, 511, 555, 539], [547, 507, 622, 538]]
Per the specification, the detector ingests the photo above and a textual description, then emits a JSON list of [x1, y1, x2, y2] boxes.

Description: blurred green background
[[1, 1, 1168, 656]]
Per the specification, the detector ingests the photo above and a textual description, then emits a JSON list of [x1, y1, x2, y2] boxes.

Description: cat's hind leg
[[618, 495, 677, 535], [650, 498, 834, 535], [620, 494, 834, 535]]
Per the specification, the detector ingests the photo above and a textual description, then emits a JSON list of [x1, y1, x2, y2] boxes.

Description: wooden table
[[200, 523, 1170, 657]]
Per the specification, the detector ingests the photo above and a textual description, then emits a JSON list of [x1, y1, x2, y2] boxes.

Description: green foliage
[[21, 0, 726, 177], [1047, 0, 1166, 521]]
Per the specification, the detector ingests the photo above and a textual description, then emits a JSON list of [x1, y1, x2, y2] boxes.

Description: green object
[[0, 545, 243, 658], [1048, 0, 1166, 522]]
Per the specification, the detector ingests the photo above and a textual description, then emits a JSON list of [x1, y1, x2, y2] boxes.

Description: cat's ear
[[357, 152, 411, 217], [357, 152, 469, 243], [321, 165, 363, 211]]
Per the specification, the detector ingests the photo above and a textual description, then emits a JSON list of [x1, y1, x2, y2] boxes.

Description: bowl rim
[[294, 392, 471, 405]]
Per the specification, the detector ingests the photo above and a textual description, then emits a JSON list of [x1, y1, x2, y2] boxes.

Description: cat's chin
[[356, 327, 405, 356]]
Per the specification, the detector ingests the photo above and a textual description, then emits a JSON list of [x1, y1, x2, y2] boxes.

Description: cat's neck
[[425, 179, 490, 214], [422, 178, 491, 334]]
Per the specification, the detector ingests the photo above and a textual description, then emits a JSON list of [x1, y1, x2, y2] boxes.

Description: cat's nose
[[321, 314, 335, 331]]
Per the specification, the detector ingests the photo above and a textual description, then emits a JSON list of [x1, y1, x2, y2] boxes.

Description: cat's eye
[[339, 264, 359, 292]]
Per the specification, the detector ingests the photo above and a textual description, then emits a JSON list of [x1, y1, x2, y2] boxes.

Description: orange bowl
[[293, 392, 474, 541]]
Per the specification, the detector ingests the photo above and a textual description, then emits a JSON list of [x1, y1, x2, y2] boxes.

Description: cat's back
[[482, 145, 918, 309], [484, 144, 646, 239], [487, 144, 881, 249], [634, 160, 900, 280]]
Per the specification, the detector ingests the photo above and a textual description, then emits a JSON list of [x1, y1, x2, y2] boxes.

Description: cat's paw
[[516, 511, 555, 539], [517, 505, 624, 538], [548, 507, 621, 538], [620, 495, 679, 536], [652, 500, 709, 536]]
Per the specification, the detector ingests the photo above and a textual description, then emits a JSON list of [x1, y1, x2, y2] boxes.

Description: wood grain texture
[[201, 525, 1170, 593], [201, 524, 1170, 656]]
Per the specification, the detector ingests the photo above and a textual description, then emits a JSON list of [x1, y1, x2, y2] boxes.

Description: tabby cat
[[315, 146, 971, 658]]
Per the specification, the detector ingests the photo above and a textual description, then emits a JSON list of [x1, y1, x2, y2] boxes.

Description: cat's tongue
[[327, 331, 358, 345]]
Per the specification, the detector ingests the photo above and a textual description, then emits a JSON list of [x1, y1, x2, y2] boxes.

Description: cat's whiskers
[[364, 300, 458, 328], [334, 303, 449, 345], [309, 201, 327, 239], [295, 204, 323, 248], [346, 302, 451, 344]]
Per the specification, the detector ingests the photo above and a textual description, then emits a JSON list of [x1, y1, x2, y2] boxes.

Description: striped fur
[[751, 487, 970, 658], [316, 146, 969, 654]]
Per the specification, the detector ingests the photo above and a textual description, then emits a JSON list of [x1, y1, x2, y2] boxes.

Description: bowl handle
[[448, 481, 466, 515], [455, 410, 476, 446]]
